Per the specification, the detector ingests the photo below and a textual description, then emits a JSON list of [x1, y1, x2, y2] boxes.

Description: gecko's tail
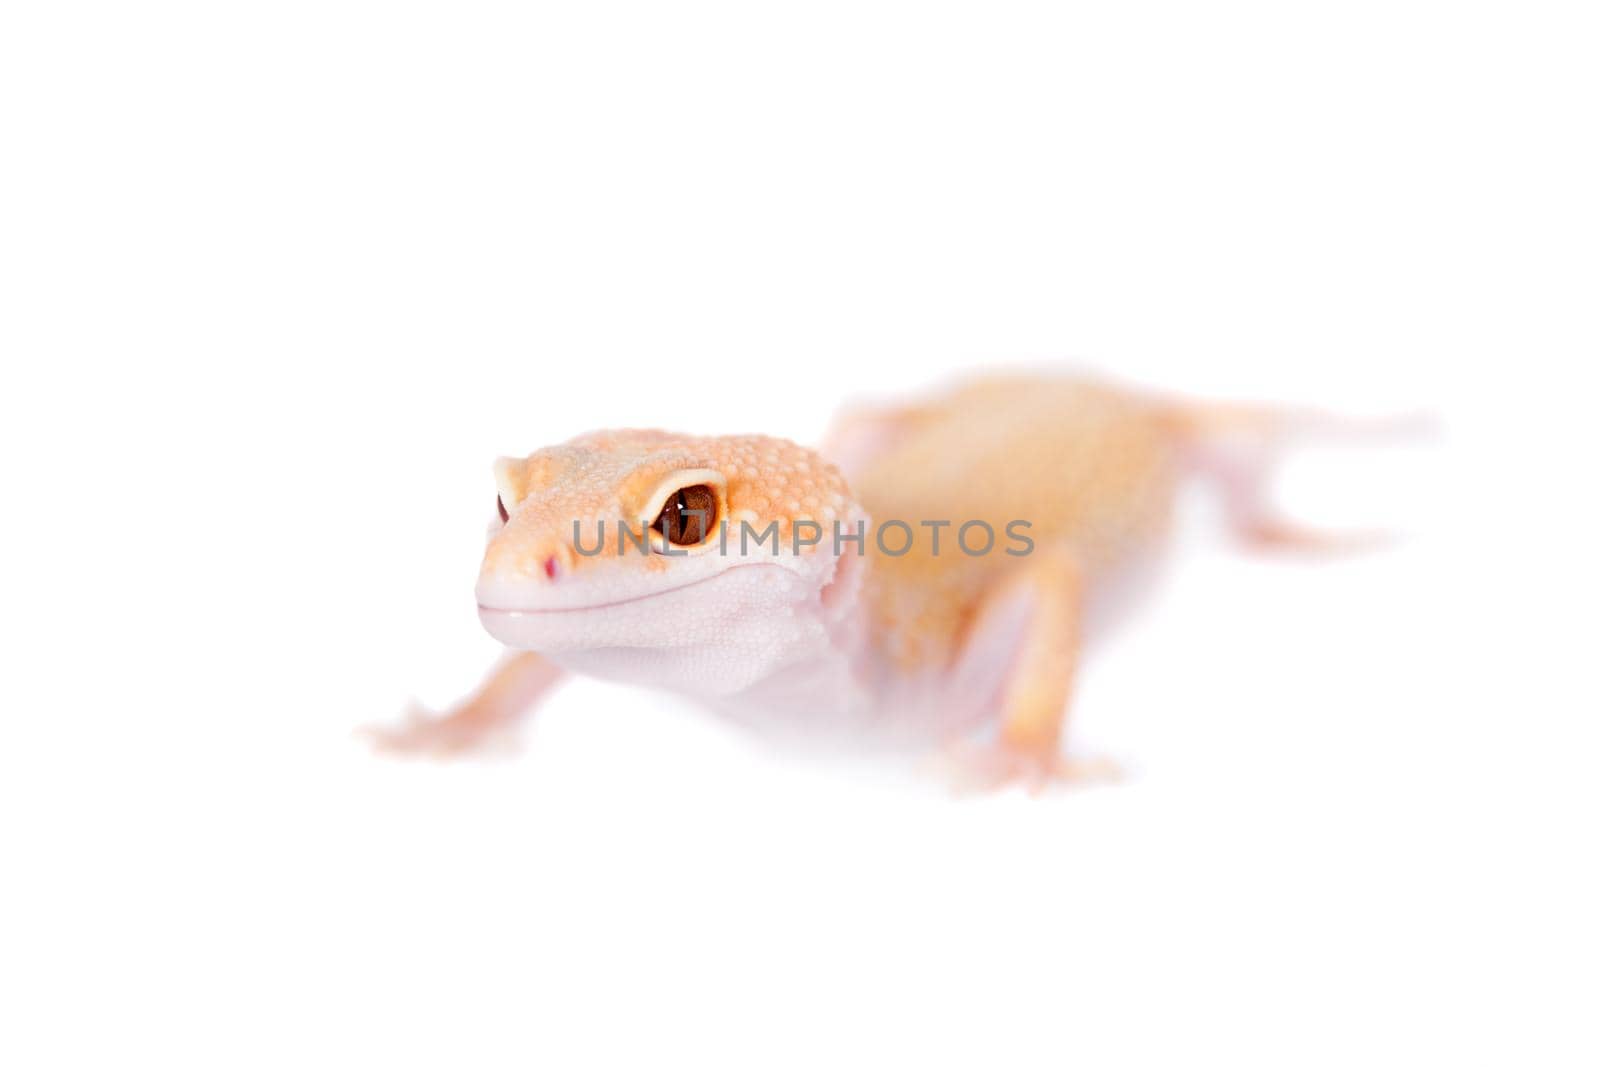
[[1153, 395, 1435, 554]]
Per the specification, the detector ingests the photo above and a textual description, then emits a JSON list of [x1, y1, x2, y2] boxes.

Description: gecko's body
[[376, 374, 1351, 785]]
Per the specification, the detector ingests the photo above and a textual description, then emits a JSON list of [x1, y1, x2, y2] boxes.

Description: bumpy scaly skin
[[370, 374, 1350, 788], [482, 430, 852, 590]]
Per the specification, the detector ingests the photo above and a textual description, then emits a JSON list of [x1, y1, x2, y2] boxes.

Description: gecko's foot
[[359, 702, 522, 759], [1238, 519, 1397, 556], [936, 740, 1123, 795]]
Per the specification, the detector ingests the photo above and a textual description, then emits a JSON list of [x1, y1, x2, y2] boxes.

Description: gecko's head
[[476, 430, 864, 696]]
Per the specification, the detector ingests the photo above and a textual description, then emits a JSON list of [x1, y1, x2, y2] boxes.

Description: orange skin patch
[[839, 377, 1176, 670]]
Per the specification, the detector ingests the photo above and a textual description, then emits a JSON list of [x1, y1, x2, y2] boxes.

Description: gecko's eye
[[651, 483, 718, 546], [497, 496, 509, 523]]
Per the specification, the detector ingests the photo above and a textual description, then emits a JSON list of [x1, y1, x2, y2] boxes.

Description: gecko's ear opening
[[493, 457, 530, 511]]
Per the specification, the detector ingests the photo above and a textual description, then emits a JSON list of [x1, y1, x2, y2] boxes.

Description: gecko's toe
[[935, 740, 1122, 795], [359, 702, 522, 760]]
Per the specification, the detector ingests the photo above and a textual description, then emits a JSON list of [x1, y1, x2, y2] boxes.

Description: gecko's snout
[[479, 530, 576, 591]]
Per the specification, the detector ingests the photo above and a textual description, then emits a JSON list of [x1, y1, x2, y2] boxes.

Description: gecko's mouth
[[476, 564, 778, 617], [475, 563, 798, 650]]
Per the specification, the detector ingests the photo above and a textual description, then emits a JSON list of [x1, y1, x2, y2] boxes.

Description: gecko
[[369, 374, 1378, 789]]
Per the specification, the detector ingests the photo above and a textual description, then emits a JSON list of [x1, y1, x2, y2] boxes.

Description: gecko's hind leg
[[1208, 445, 1393, 553], [941, 549, 1119, 794], [1161, 399, 1429, 555], [363, 651, 563, 758]]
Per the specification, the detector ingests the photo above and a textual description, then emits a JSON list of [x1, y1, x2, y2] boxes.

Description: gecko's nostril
[[543, 555, 559, 581]]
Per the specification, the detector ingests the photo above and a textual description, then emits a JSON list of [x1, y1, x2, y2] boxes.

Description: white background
[[3, 2, 1597, 1064]]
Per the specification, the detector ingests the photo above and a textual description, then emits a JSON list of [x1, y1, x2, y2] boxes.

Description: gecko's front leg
[[943, 549, 1119, 792], [364, 651, 563, 758]]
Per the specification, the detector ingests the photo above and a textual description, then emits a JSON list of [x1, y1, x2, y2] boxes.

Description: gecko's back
[[845, 377, 1178, 666]]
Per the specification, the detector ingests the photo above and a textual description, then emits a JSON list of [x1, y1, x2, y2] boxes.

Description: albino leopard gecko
[[370, 374, 1376, 788]]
